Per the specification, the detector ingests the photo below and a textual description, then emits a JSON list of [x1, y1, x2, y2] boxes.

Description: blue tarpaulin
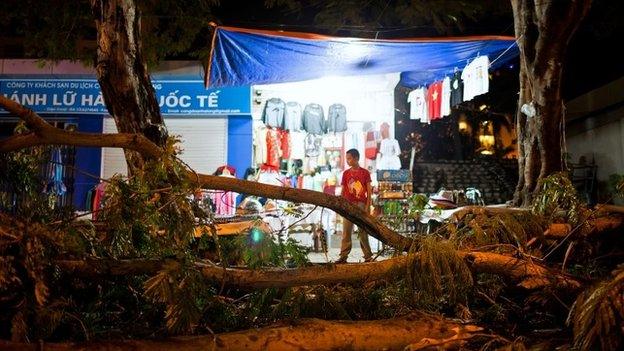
[[206, 26, 518, 88]]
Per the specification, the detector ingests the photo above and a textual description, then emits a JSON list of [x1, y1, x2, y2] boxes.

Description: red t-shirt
[[341, 167, 371, 204], [266, 128, 281, 168], [278, 129, 290, 159], [427, 81, 443, 120]]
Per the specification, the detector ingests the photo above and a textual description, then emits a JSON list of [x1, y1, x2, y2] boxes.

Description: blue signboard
[[0, 79, 250, 115]]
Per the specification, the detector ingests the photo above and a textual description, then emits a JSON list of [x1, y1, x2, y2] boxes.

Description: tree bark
[[544, 215, 624, 239], [511, 0, 592, 206], [91, 0, 166, 172], [451, 205, 529, 222], [0, 314, 482, 351], [56, 251, 582, 291], [460, 251, 581, 290], [0, 96, 163, 156]]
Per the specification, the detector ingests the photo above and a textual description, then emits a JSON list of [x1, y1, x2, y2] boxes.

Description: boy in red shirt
[[335, 149, 374, 263]]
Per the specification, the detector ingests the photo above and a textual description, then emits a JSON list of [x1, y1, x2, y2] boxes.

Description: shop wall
[[227, 115, 253, 178], [566, 117, 624, 181], [565, 76, 624, 181]]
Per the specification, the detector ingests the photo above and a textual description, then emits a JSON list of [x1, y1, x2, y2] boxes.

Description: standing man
[[335, 149, 374, 263]]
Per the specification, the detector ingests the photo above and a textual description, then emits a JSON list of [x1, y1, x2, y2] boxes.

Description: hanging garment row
[[262, 99, 348, 134], [408, 55, 490, 123]]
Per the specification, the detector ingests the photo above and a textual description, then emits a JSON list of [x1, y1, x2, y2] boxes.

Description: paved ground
[[289, 232, 389, 263]]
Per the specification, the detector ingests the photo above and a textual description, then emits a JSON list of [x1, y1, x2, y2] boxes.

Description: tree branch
[[56, 251, 582, 291], [0, 96, 163, 157], [0, 313, 482, 351]]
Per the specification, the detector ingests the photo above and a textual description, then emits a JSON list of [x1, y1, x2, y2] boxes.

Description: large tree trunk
[[56, 251, 582, 291], [91, 0, 166, 172], [0, 314, 482, 351], [511, 0, 592, 206]]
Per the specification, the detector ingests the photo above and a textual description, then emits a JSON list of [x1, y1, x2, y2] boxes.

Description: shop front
[[1, 60, 253, 211], [204, 26, 519, 254]]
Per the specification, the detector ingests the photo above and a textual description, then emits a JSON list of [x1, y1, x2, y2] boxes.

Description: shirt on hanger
[[277, 129, 291, 159], [253, 126, 268, 165], [441, 76, 451, 117], [289, 131, 306, 160], [427, 81, 443, 120], [377, 138, 402, 170], [265, 128, 281, 168], [304, 133, 322, 157], [284, 101, 303, 131], [450, 71, 464, 107], [462, 55, 490, 101], [327, 103, 347, 133], [302, 103, 325, 135], [262, 98, 286, 128], [407, 88, 428, 123]]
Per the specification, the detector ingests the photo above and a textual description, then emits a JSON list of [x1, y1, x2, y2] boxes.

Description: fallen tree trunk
[[543, 215, 624, 239], [452, 206, 529, 222], [0, 313, 482, 351], [460, 251, 582, 290], [57, 257, 412, 289], [595, 203, 624, 215], [57, 251, 582, 291]]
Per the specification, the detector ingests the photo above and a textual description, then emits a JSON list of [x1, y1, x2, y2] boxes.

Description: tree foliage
[[0, 0, 219, 65]]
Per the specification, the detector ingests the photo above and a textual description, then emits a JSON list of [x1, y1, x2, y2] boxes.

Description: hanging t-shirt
[[441, 76, 451, 117], [265, 128, 281, 168], [302, 103, 325, 135], [341, 167, 371, 204], [450, 71, 464, 107], [277, 129, 290, 159], [253, 127, 268, 165], [462, 55, 490, 101], [377, 138, 402, 170], [284, 101, 303, 131], [289, 131, 306, 160], [427, 81, 443, 120], [327, 103, 347, 133], [262, 98, 285, 128], [365, 130, 379, 160], [407, 88, 428, 123], [304, 133, 322, 157]]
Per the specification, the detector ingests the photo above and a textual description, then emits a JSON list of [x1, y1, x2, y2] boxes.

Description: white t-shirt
[[461, 55, 489, 101], [289, 131, 306, 160], [253, 127, 268, 165], [441, 76, 451, 117], [407, 88, 428, 123]]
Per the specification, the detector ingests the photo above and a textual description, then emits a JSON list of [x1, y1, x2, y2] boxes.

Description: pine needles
[[568, 264, 624, 351], [449, 212, 545, 251], [407, 237, 473, 307]]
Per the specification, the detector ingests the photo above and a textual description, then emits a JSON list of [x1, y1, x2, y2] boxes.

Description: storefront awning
[[206, 26, 518, 88]]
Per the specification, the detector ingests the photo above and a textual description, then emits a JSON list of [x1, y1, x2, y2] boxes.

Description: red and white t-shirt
[[265, 128, 281, 168], [277, 129, 290, 159], [341, 167, 371, 204], [427, 81, 443, 120]]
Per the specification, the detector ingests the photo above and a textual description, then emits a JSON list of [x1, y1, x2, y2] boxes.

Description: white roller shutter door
[[101, 117, 228, 179]]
